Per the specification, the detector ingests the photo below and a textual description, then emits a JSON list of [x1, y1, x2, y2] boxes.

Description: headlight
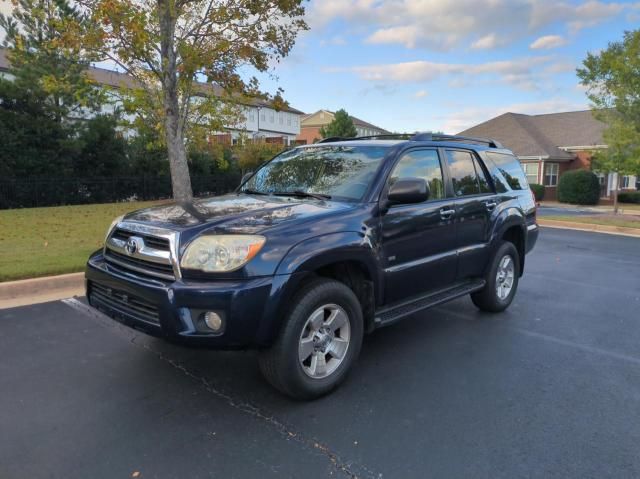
[[181, 235, 266, 273], [105, 215, 124, 243]]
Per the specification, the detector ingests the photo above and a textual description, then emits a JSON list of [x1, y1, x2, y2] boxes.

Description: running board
[[374, 279, 486, 328]]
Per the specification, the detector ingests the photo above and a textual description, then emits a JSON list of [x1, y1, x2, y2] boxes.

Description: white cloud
[[414, 89, 428, 98], [568, 1, 626, 32], [530, 35, 567, 50], [438, 98, 588, 133], [471, 34, 501, 50], [330, 56, 560, 91], [309, 0, 630, 51]]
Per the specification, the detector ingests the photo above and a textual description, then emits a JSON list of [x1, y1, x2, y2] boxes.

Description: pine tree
[[319, 109, 358, 139]]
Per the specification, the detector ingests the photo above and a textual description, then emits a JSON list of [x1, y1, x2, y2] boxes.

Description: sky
[[1, 0, 638, 134], [255, 0, 640, 133]]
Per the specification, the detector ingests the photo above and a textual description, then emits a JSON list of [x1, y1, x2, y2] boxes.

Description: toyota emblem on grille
[[125, 236, 143, 256]]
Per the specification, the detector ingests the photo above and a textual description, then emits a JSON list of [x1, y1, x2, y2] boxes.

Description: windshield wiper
[[242, 188, 269, 196], [272, 190, 332, 201]]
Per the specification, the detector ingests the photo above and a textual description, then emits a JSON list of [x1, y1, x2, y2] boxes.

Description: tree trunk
[[158, 0, 193, 201], [613, 173, 620, 214]]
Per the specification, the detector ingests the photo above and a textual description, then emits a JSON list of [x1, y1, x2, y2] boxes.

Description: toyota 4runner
[[86, 133, 539, 399]]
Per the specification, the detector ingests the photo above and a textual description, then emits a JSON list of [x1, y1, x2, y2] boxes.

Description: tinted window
[[390, 149, 445, 200], [485, 151, 528, 190], [243, 145, 388, 200], [474, 157, 493, 194], [446, 150, 481, 196]]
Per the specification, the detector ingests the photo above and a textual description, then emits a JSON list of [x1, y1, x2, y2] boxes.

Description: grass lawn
[[0, 201, 164, 282], [543, 214, 640, 230], [619, 203, 640, 212]]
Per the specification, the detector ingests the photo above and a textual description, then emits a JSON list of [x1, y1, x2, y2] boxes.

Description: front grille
[[112, 228, 170, 251], [90, 282, 161, 325], [104, 249, 175, 281], [105, 225, 177, 281]]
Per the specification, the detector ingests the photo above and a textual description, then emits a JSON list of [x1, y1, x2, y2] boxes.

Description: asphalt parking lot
[[2, 228, 640, 479]]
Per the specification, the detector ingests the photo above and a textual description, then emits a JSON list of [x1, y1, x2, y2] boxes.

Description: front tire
[[258, 278, 364, 400], [471, 241, 520, 312]]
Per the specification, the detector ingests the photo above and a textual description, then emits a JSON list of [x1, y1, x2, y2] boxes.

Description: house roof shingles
[[302, 109, 390, 134], [458, 110, 606, 161]]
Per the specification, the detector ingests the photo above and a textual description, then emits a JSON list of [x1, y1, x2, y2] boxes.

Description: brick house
[[297, 109, 390, 145], [459, 110, 638, 201]]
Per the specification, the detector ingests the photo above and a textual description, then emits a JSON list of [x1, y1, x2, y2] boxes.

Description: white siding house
[[0, 48, 304, 143]]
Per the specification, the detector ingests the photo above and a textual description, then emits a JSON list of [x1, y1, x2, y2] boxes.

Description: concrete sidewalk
[[0, 272, 84, 309]]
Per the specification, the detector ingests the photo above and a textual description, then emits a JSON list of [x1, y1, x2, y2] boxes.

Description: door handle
[[485, 200, 498, 211], [440, 208, 455, 220]]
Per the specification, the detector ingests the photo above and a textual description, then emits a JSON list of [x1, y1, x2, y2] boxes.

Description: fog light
[[203, 311, 223, 332]]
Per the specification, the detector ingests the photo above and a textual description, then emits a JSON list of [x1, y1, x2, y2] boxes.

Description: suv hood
[[123, 193, 353, 234]]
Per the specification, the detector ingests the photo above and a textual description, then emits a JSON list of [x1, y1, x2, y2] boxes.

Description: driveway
[[2, 228, 640, 478]]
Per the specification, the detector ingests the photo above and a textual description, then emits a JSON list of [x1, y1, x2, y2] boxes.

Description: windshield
[[242, 145, 389, 201]]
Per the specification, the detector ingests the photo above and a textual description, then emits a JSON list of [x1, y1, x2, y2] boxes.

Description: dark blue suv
[[86, 133, 539, 399]]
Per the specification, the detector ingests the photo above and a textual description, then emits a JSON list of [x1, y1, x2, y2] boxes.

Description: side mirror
[[387, 178, 429, 205], [240, 171, 253, 186]]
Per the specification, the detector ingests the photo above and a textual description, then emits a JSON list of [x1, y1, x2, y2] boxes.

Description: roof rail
[[410, 132, 503, 148], [315, 136, 348, 143], [315, 134, 410, 143], [314, 133, 503, 148]]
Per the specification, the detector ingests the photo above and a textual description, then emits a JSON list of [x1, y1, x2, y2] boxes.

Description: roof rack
[[314, 133, 503, 148], [411, 133, 503, 148]]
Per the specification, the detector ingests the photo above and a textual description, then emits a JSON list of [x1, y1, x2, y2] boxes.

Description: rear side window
[[445, 150, 493, 197], [485, 151, 528, 190]]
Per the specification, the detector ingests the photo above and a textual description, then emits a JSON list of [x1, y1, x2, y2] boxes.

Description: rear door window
[[473, 157, 493, 194], [445, 150, 482, 197]]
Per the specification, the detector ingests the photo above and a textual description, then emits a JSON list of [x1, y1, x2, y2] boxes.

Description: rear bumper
[[85, 251, 286, 349]]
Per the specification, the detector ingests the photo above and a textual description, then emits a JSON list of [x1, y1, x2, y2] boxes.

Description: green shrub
[[618, 191, 640, 204], [529, 183, 545, 201], [557, 170, 600, 205]]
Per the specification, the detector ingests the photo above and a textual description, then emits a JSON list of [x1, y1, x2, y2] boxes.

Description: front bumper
[[85, 251, 285, 348]]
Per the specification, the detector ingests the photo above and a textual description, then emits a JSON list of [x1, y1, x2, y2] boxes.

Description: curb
[[538, 219, 640, 238], [0, 272, 85, 309]]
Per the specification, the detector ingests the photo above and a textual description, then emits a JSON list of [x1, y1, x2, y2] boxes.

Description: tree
[[319, 109, 357, 139], [577, 29, 640, 212], [0, 0, 105, 123], [236, 141, 284, 173], [72, 0, 307, 201], [74, 115, 130, 177], [0, 78, 76, 177], [591, 113, 640, 212]]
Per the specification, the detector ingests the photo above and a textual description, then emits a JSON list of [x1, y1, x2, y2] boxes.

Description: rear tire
[[258, 278, 363, 400], [471, 241, 520, 312]]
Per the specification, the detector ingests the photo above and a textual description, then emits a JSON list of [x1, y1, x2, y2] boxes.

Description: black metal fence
[[0, 175, 242, 209]]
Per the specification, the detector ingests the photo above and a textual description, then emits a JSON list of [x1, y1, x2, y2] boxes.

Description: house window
[[598, 173, 608, 197], [621, 175, 631, 188], [260, 111, 265, 122], [279, 114, 284, 125], [544, 163, 559, 186], [269, 112, 275, 123], [522, 163, 539, 185], [287, 116, 291, 126]]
